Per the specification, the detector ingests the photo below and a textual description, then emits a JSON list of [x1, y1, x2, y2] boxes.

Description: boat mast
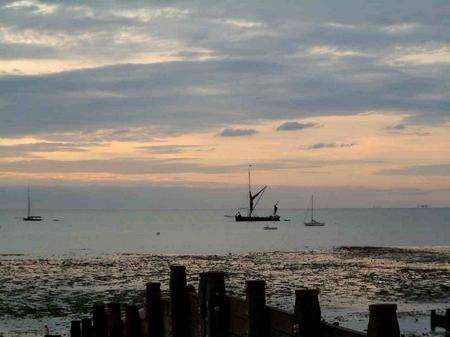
[[311, 195, 314, 222], [27, 185, 31, 218]]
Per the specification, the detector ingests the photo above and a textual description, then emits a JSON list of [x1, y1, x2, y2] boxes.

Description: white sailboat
[[304, 195, 324, 226], [23, 185, 42, 222]]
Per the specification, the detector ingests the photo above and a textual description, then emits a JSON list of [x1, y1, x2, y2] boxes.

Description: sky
[[0, 0, 450, 208]]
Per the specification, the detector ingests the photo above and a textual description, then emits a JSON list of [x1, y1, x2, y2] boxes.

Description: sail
[[249, 186, 267, 215]]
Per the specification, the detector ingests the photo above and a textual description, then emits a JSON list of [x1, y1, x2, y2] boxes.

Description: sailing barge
[[235, 166, 280, 222]]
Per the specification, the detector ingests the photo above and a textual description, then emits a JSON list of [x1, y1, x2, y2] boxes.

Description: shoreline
[[1, 246, 448, 336]]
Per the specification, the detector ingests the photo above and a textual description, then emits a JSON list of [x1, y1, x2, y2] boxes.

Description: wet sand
[[0, 246, 449, 336]]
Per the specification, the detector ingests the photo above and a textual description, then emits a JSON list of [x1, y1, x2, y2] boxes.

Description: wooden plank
[[186, 292, 200, 337], [322, 322, 367, 337], [161, 298, 172, 337], [226, 296, 248, 319], [269, 330, 294, 337], [267, 308, 295, 336], [228, 314, 247, 337]]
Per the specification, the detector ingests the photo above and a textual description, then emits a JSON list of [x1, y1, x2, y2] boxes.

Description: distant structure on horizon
[[417, 204, 429, 208]]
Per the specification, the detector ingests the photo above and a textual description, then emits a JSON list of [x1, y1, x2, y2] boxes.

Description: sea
[[0, 208, 449, 336]]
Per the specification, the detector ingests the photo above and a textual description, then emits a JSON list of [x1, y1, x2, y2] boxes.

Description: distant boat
[[23, 186, 42, 222], [263, 225, 278, 230], [235, 166, 280, 222], [304, 195, 324, 226]]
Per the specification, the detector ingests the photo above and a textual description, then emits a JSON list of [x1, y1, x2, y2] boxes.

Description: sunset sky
[[1, 0, 450, 208]]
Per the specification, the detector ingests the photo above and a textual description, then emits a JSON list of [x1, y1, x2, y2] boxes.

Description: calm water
[[0, 208, 449, 336], [0, 208, 449, 255]]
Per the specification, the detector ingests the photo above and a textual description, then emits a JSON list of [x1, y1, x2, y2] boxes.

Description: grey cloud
[[0, 157, 380, 175], [306, 142, 356, 150], [0, 142, 90, 157], [0, 0, 450, 139], [219, 128, 258, 137], [137, 145, 203, 154], [385, 124, 431, 136], [377, 164, 450, 176], [276, 121, 317, 131], [392, 124, 406, 130]]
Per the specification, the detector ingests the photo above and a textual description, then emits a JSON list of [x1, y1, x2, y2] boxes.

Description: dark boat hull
[[235, 215, 280, 222], [304, 221, 324, 226], [23, 216, 42, 221]]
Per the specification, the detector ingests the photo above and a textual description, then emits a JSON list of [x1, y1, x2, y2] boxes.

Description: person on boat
[[273, 201, 279, 216]]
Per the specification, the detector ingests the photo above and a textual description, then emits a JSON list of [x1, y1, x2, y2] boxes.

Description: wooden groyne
[[431, 309, 449, 334], [46, 265, 445, 337]]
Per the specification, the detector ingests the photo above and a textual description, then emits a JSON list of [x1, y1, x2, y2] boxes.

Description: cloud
[[306, 142, 356, 150], [0, 1, 449, 139], [0, 157, 378, 176], [276, 121, 317, 131], [392, 124, 406, 130], [377, 164, 450, 176], [136, 145, 203, 154], [219, 128, 258, 137], [3, 0, 58, 15], [0, 142, 90, 157], [386, 123, 431, 136]]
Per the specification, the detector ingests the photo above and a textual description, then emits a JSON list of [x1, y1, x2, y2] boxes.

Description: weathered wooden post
[[71, 320, 81, 337], [200, 272, 227, 337], [82, 318, 93, 337], [146, 282, 163, 337], [93, 303, 107, 337], [170, 265, 187, 337], [246, 280, 267, 337], [431, 310, 437, 332], [125, 305, 141, 337], [446, 309, 450, 332], [199, 272, 208, 337], [107, 303, 123, 337], [294, 289, 322, 337], [367, 304, 400, 337]]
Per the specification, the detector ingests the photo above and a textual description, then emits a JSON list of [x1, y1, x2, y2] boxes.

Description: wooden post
[[367, 304, 400, 337], [170, 265, 187, 337], [199, 272, 208, 337], [201, 272, 227, 337], [71, 320, 81, 337], [431, 310, 437, 331], [125, 305, 141, 337], [82, 318, 93, 337], [446, 309, 450, 332], [93, 303, 107, 337], [246, 280, 267, 337], [146, 282, 163, 337], [294, 288, 322, 337], [107, 303, 123, 337]]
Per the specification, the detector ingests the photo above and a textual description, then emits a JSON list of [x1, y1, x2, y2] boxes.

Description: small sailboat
[[304, 195, 324, 226], [235, 166, 280, 222], [23, 186, 42, 222]]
